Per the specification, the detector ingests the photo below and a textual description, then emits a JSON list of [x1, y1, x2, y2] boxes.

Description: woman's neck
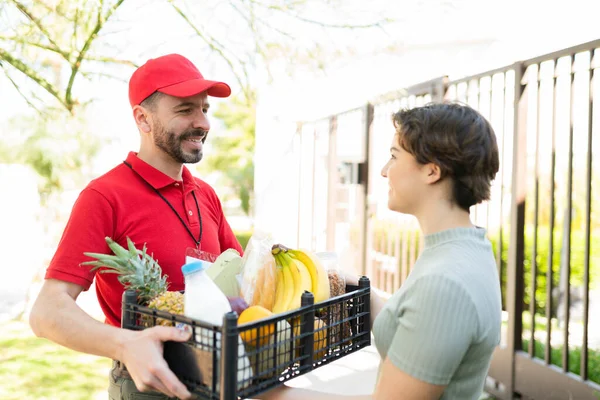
[[414, 200, 474, 236]]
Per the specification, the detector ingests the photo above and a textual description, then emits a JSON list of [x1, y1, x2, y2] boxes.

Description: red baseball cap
[[128, 53, 231, 107]]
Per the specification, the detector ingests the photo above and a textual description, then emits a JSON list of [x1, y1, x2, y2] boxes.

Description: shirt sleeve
[[45, 188, 115, 289], [386, 275, 479, 385]]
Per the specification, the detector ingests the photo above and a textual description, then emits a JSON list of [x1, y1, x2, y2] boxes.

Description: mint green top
[[372, 227, 502, 399]]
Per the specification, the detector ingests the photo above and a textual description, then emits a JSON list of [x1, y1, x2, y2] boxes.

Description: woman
[[260, 102, 502, 400]]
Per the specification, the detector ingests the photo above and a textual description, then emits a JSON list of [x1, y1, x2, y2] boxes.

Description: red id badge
[[185, 247, 219, 265]]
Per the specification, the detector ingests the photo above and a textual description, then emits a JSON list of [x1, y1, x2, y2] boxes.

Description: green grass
[[0, 320, 111, 399]]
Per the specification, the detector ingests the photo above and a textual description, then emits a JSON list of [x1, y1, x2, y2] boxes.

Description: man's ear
[[132, 105, 151, 133], [424, 163, 442, 184]]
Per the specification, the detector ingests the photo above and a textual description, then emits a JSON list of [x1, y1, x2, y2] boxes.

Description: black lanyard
[[123, 160, 203, 248]]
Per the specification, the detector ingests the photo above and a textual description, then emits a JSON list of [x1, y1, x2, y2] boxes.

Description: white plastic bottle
[[182, 260, 231, 327], [181, 261, 252, 390]]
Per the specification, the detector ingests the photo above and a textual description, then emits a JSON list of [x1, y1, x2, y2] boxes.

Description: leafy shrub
[[234, 230, 253, 252]]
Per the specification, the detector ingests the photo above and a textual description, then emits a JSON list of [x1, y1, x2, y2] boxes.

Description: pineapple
[[82, 236, 184, 326]]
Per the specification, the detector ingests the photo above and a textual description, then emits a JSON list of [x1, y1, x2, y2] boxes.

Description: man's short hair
[[140, 91, 164, 111]]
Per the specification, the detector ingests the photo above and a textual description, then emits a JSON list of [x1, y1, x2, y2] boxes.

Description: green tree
[[169, 0, 392, 105], [1, 0, 393, 216], [198, 93, 256, 216], [0, 108, 103, 204], [0, 0, 131, 113]]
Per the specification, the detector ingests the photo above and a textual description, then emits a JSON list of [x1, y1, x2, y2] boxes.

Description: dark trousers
[[109, 361, 174, 400]]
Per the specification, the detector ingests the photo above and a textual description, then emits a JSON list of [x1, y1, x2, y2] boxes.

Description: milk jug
[[181, 261, 252, 389]]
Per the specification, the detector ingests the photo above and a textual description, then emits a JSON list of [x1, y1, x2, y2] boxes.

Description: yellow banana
[[272, 266, 285, 314], [288, 249, 331, 304], [272, 253, 294, 314], [283, 252, 311, 295], [280, 252, 303, 311]]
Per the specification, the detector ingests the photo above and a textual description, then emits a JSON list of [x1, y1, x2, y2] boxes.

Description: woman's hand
[[253, 384, 291, 400]]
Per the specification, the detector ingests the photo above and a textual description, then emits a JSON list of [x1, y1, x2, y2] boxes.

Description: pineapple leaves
[[80, 236, 168, 304]]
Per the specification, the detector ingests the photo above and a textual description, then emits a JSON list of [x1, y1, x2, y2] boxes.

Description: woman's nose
[[381, 164, 388, 178]]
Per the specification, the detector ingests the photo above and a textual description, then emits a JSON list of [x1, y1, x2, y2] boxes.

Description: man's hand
[[29, 280, 194, 399], [119, 326, 193, 399]]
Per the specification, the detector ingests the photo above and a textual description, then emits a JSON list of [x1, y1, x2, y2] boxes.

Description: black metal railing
[[297, 38, 600, 399]]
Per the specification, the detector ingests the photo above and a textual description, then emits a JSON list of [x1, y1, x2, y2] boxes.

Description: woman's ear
[[424, 163, 442, 184], [132, 105, 151, 133]]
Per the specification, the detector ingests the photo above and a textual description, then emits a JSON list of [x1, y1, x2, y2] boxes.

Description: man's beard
[[152, 118, 208, 164]]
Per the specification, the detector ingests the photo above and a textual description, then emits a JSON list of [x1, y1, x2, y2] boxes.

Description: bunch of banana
[[271, 244, 330, 313]]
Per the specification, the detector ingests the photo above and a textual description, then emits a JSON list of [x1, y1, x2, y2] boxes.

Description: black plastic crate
[[121, 277, 371, 400]]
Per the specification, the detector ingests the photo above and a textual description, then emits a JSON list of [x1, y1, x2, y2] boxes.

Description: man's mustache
[[181, 129, 209, 143]]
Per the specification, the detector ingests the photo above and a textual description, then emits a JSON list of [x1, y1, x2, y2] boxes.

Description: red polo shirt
[[46, 152, 243, 326]]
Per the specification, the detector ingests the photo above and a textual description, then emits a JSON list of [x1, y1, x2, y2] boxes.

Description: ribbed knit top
[[372, 227, 502, 399]]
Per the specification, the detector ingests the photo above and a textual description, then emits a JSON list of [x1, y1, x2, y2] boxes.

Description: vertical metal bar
[[529, 65, 541, 357], [545, 60, 558, 365], [220, 312, 239, 400], [382, 222, 389, 290], [361, 104, 374, 277], [498, 73, 507, 288], [581, 49, 595, 381], [393, 222, 401, 291], [506, 62, 526, 397], [296, 123, 303, 248], [300, 292, 315, 368], [326, 117, 337, 250], [562, 54, 575, 373], [121, 289, 138, 330], [401, 222, 409, 285], [471, 79, 479, 225], [487, 76, 493, 231], [311, 127, 317, 250], [409, 227, 417, 269], [386, 227, 393, 293], [358, 276, 371, 336]]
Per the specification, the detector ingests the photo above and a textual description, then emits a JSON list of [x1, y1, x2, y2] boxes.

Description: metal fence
[[297, 38, 600, 399]]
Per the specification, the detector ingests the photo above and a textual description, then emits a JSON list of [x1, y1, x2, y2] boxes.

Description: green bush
[[521, 338, 600, 384], [489, 225, 600, 317], [234, 230, 253, 252]]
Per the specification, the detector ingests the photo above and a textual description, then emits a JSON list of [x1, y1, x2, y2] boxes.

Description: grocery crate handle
[[358, 276, 371, 337], [299, 291, 315, 371], [220, 311, 239, 400], [122, 289, 138, 330]]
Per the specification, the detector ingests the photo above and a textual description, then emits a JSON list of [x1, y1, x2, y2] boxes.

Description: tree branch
[[10, 0, 66, 58], [72, 3, 80, 53], [233, 0, 295, 40], [65, 0, 126, 108], [34, 0, 72, 21], [0, 47, 69, 110], [0, 35, 69, 59], [250, 0, 389, 29], [83, 55, 138, 68], [2, 65, 45, 114], [80, 69, 128, 83], [170, 1, 254, 103]]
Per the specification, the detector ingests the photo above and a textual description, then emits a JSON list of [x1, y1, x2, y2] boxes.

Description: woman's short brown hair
[[392, 102, 499, 211]]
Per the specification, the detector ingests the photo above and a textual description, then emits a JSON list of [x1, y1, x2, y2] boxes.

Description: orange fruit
[[291, 316, 328, 360], [238, 305, 275, 346]]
